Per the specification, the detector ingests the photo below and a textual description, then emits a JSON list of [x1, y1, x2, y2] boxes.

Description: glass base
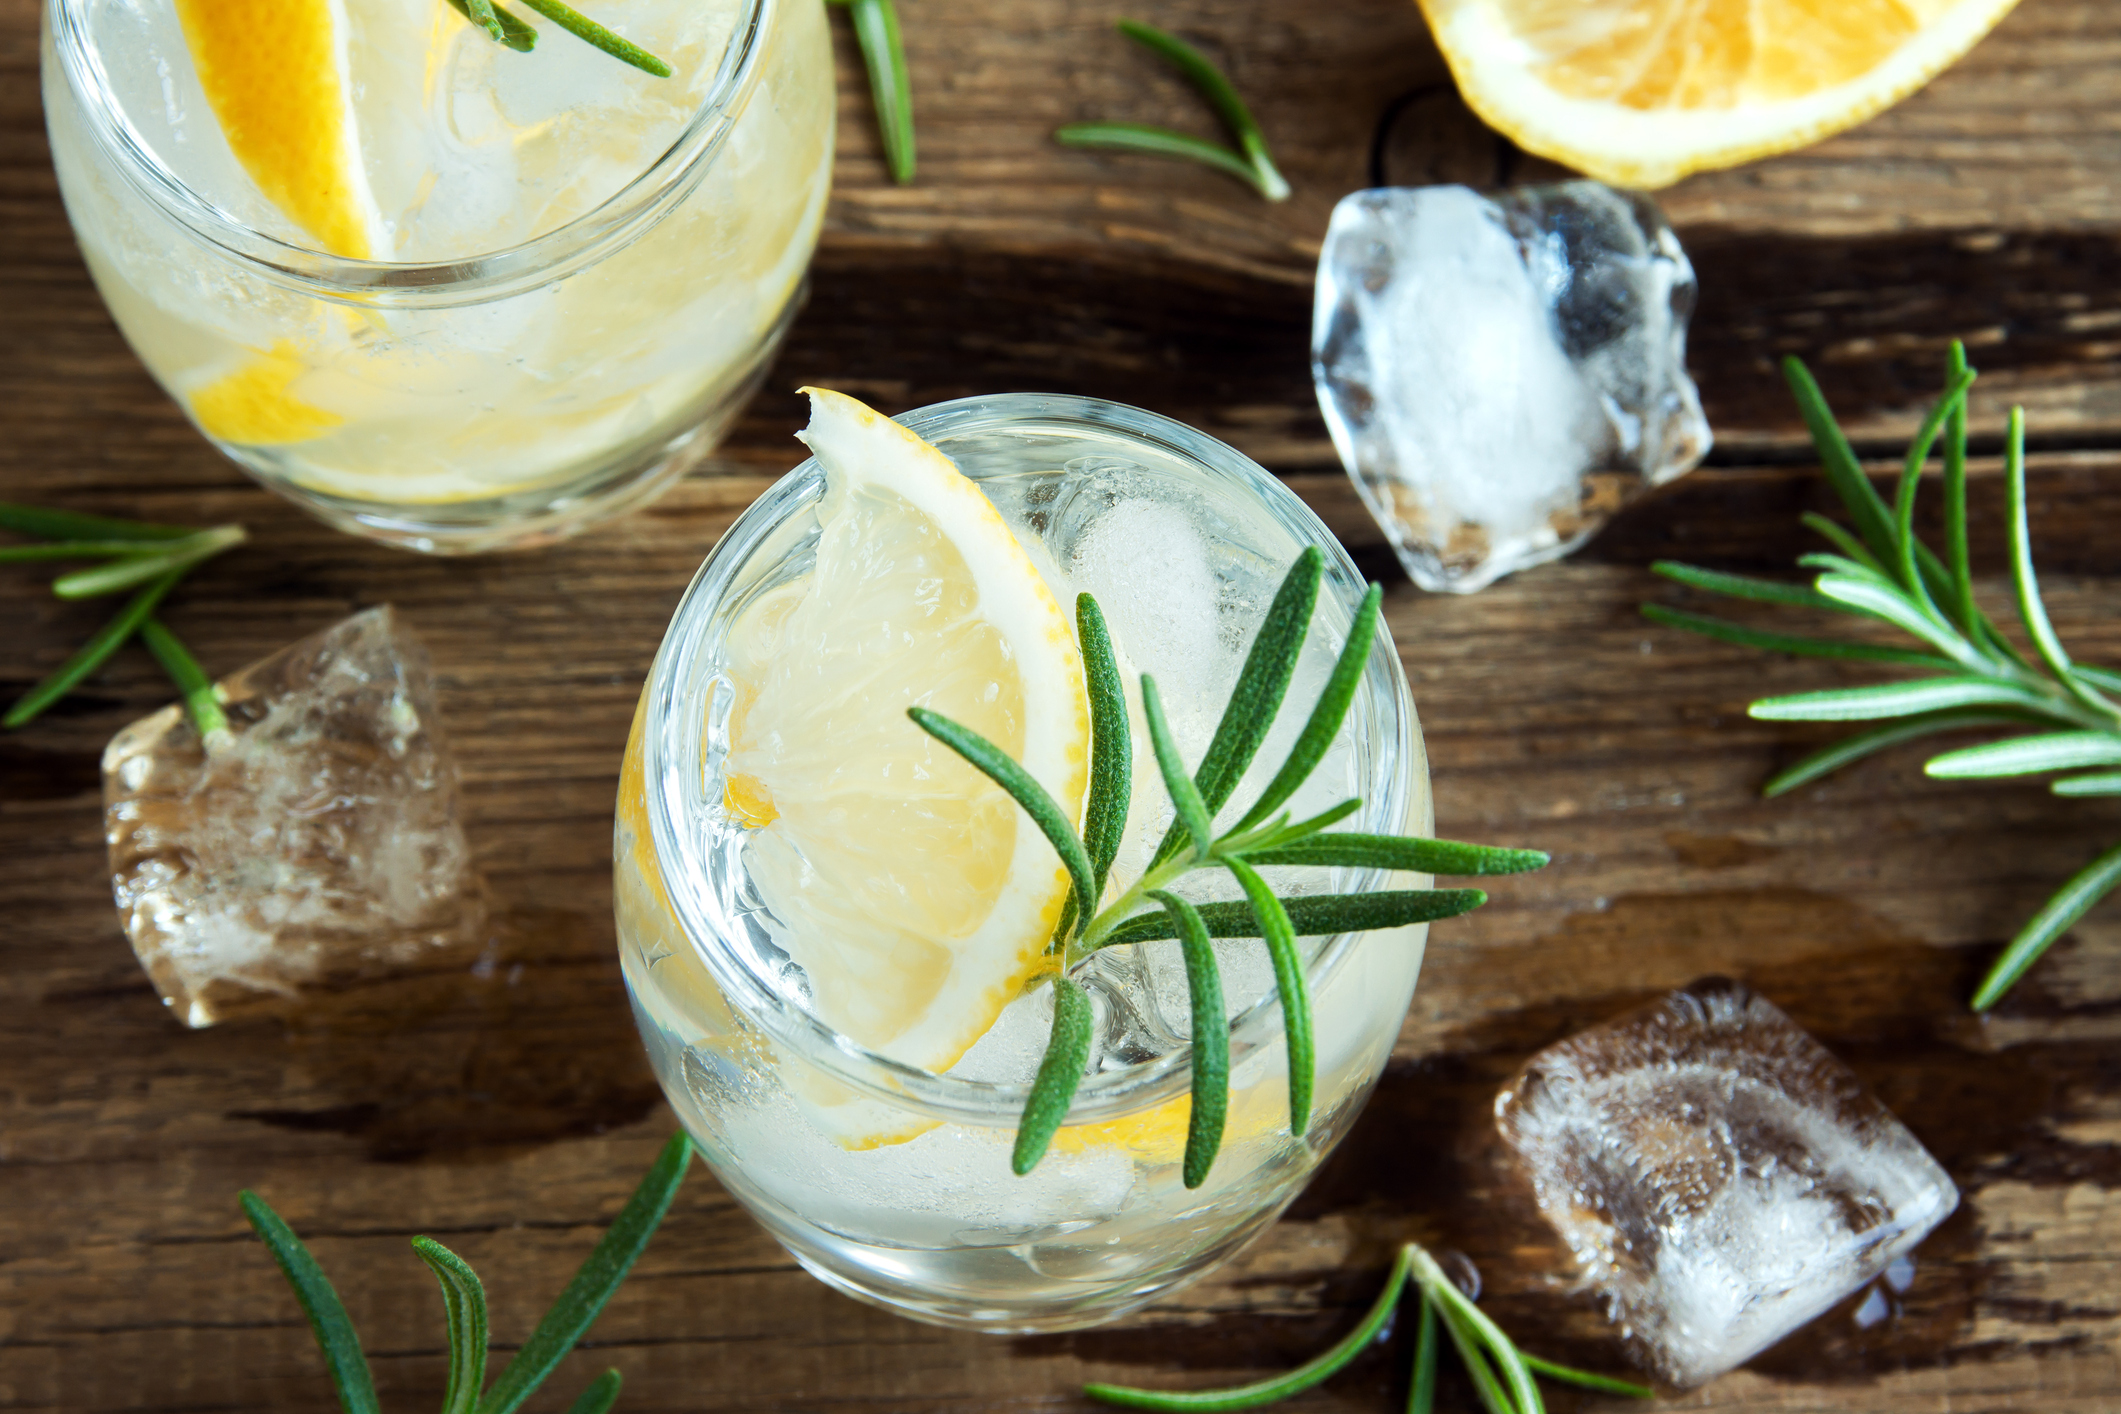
[[226, 292, 803, 555], [777, 1199, 1291, 1334]]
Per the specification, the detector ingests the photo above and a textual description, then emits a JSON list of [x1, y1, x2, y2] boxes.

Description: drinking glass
[[616, 395, 1431, 1331], [41, 0, 833, 552]]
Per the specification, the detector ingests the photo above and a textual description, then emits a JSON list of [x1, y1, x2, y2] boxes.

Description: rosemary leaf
[[2077, 664, 2121, 695], [3, 567, 184, 730], [1098, 889, 1487, 948], [2004, 407, 2118, 719], [1519, 1355, 1654, 1399], [1240, 836, 1547, 877], [1232, 583, 1382, 834], [139, 617, 228, 741], [1812, 574, 1986, 664], [1407, 1292, 1438, 1414], [1649, 560, 1840, 609], [1149, 890, 1229, 1188], [911, 706, 1098, 927], [1761, 710, 2039, 797], [1150, 547, 1321, 867], [1782, 356, 1900, 565], [1144, 675, 1215, 858], [239, 1192, 382, 1414], [1890, 366, 1976, 610], [466, 0, 505, 42], [565, 1372, 623, 1414], [1255, 798, 1364, 844], [1750, 677, 2053, 723], [1925, 731, 2121, 779], [1055, 123, 1266, 193], [0, 502, 192, 541], [2054, 771, 2121, 797], [53, 524, 245, 600], [514, 0, 669, 76], [1639, 604, 1956, 669], [1434, 1302, 1520, 1414], [1083, 1245, 1415, 1410], [1797, 551, 1889, 583], [1223, 856, 1312, 1136], [1942, 341, 1980, 635], [446, 0, 537, 49], [1971, 840, 2121, 1010], [1078, 593, 1131, 900], [845, 0, 915, 183], [1114, 20, 1289, 199], [411, 1238, 490, 1414], [476, 1132, 692, 1414], [1013, 978, 1094, 1176]]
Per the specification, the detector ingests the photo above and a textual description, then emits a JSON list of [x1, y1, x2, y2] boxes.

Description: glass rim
[[639, 392, 1421, 1129], [45, 0, 773, 309]]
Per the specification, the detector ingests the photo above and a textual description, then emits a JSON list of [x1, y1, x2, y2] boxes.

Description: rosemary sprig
[[448, 0, 669, 78], [911, 548, 1548, 1181], [1, 503, 243, 736], [241, 1133, 691, 1414], [1083, 1240, 1651, 1411], [1643, 345, 2121, 1010], [828, 0, 916, 185], [1055, 21, 1290, 201]]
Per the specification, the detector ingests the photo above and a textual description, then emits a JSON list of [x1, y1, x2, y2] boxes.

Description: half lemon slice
[[1418, 0, 2023, 189], [723, 389, 1090, 1080]]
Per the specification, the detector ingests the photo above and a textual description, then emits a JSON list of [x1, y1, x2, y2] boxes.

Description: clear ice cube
[[103, 607, 485, 1028], [1494, 977, 1958, 1387], [1312, 181, 1711, 593]]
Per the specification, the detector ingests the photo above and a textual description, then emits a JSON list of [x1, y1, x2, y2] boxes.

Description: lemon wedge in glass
[[722, 389, 1090, 1078]]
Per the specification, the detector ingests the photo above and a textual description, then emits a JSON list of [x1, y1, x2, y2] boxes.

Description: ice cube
[[1494, 977, 1957, 1387], [103, 607, 485, 1028], [1313, 181, 1710, 593]]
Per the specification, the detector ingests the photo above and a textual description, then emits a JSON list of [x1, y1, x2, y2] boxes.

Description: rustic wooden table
[[6, 0, 2120, 1408]]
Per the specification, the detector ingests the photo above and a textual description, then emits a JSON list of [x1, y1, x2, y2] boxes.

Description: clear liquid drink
[[42, 0, 832, 552], [616, 396, 1431, 1330]]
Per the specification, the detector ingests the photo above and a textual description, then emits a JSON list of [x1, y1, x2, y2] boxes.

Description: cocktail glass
[[616, 395, 1432, 1331], [41, 0, 833, 553]]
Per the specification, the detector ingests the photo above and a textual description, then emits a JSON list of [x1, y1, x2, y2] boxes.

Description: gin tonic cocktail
[[617, 393, 1433, 1331], [43, 0, 832, 551]]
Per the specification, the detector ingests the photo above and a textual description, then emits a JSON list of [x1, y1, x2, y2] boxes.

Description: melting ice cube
[[1313, 181, 1711, 593], [1494, 977, 1957, 1387], [103, 607, 484, 1027]]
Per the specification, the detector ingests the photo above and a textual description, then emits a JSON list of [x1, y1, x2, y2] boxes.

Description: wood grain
[[5, 0, 2121, 1409]]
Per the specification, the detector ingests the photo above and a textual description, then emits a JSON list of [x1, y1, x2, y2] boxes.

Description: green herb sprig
[[1056, 21, 1290, 201], [1083, 1239, 1651, 1412], [911, 548, 1547, 1183], [2, 502, 243, 738], [449, 0, 671, 79], [828, 0, 916, 185], [1643, 344, 2121, 1011], [240, 1132, 692, 1414]]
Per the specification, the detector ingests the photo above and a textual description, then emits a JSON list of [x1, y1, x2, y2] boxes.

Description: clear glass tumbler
[[616, 395, 1432, 1331], [42, 0, 833, 552]]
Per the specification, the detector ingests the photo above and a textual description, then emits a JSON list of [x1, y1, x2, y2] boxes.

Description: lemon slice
[[175, 0, 386, 259], [187, 341, 346, 446], [1418, 0, 2023, 188], [723, 389, 1090, 1079]]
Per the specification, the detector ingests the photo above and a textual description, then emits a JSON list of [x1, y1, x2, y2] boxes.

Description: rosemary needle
[[3, 567, 186, 730], [514, 0, 671, 77], [1056, 20, 1289, 201], [827, 0, 917, 185]]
